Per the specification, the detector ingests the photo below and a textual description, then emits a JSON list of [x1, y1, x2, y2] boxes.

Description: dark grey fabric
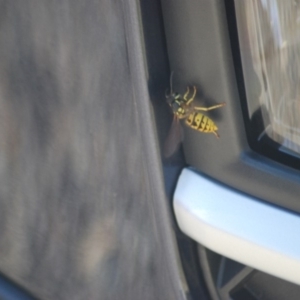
[[0, 1, 184, 299]]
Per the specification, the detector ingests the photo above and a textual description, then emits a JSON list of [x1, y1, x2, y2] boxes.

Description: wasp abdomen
[[186, 112, 218, 133]]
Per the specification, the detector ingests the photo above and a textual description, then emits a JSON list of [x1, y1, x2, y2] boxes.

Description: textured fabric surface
[[0, 1, 183, 299]]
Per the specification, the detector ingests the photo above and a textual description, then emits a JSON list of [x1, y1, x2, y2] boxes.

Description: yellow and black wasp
[[164, 72, 225, 157]]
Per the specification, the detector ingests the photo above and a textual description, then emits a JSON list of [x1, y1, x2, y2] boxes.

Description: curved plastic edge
[[174, 168, 300, 286]]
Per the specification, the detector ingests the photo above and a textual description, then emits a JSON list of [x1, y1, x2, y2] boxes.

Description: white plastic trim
[[174, 168, 300, 285]]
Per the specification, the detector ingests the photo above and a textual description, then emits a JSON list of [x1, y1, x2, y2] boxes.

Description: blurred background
[[0, 1, 184, 299], [236, 0, 300, 154]]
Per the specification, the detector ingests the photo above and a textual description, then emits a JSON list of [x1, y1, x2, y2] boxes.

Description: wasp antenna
[[170, 71, 174, 94], [165, 88, 169, 98]]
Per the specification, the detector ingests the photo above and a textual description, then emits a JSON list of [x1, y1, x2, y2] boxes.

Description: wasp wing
[[163, 116, 184, 158]]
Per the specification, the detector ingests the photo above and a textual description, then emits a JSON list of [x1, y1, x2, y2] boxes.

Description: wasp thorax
[[169, 99, 186, 118]]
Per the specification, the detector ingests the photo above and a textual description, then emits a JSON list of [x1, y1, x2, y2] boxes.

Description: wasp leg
[[194, 102, 225, 111], [186, 86, 197, 105], [183, 87, 190, 101], [213, 131, 220, 138]]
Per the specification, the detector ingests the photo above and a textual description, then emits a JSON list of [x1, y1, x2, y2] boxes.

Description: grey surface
[[0, 1, 184, 299], [160, 0, 300, 214]]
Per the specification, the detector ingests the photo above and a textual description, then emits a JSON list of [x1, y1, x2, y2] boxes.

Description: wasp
[[164, 72, 225, 157]]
